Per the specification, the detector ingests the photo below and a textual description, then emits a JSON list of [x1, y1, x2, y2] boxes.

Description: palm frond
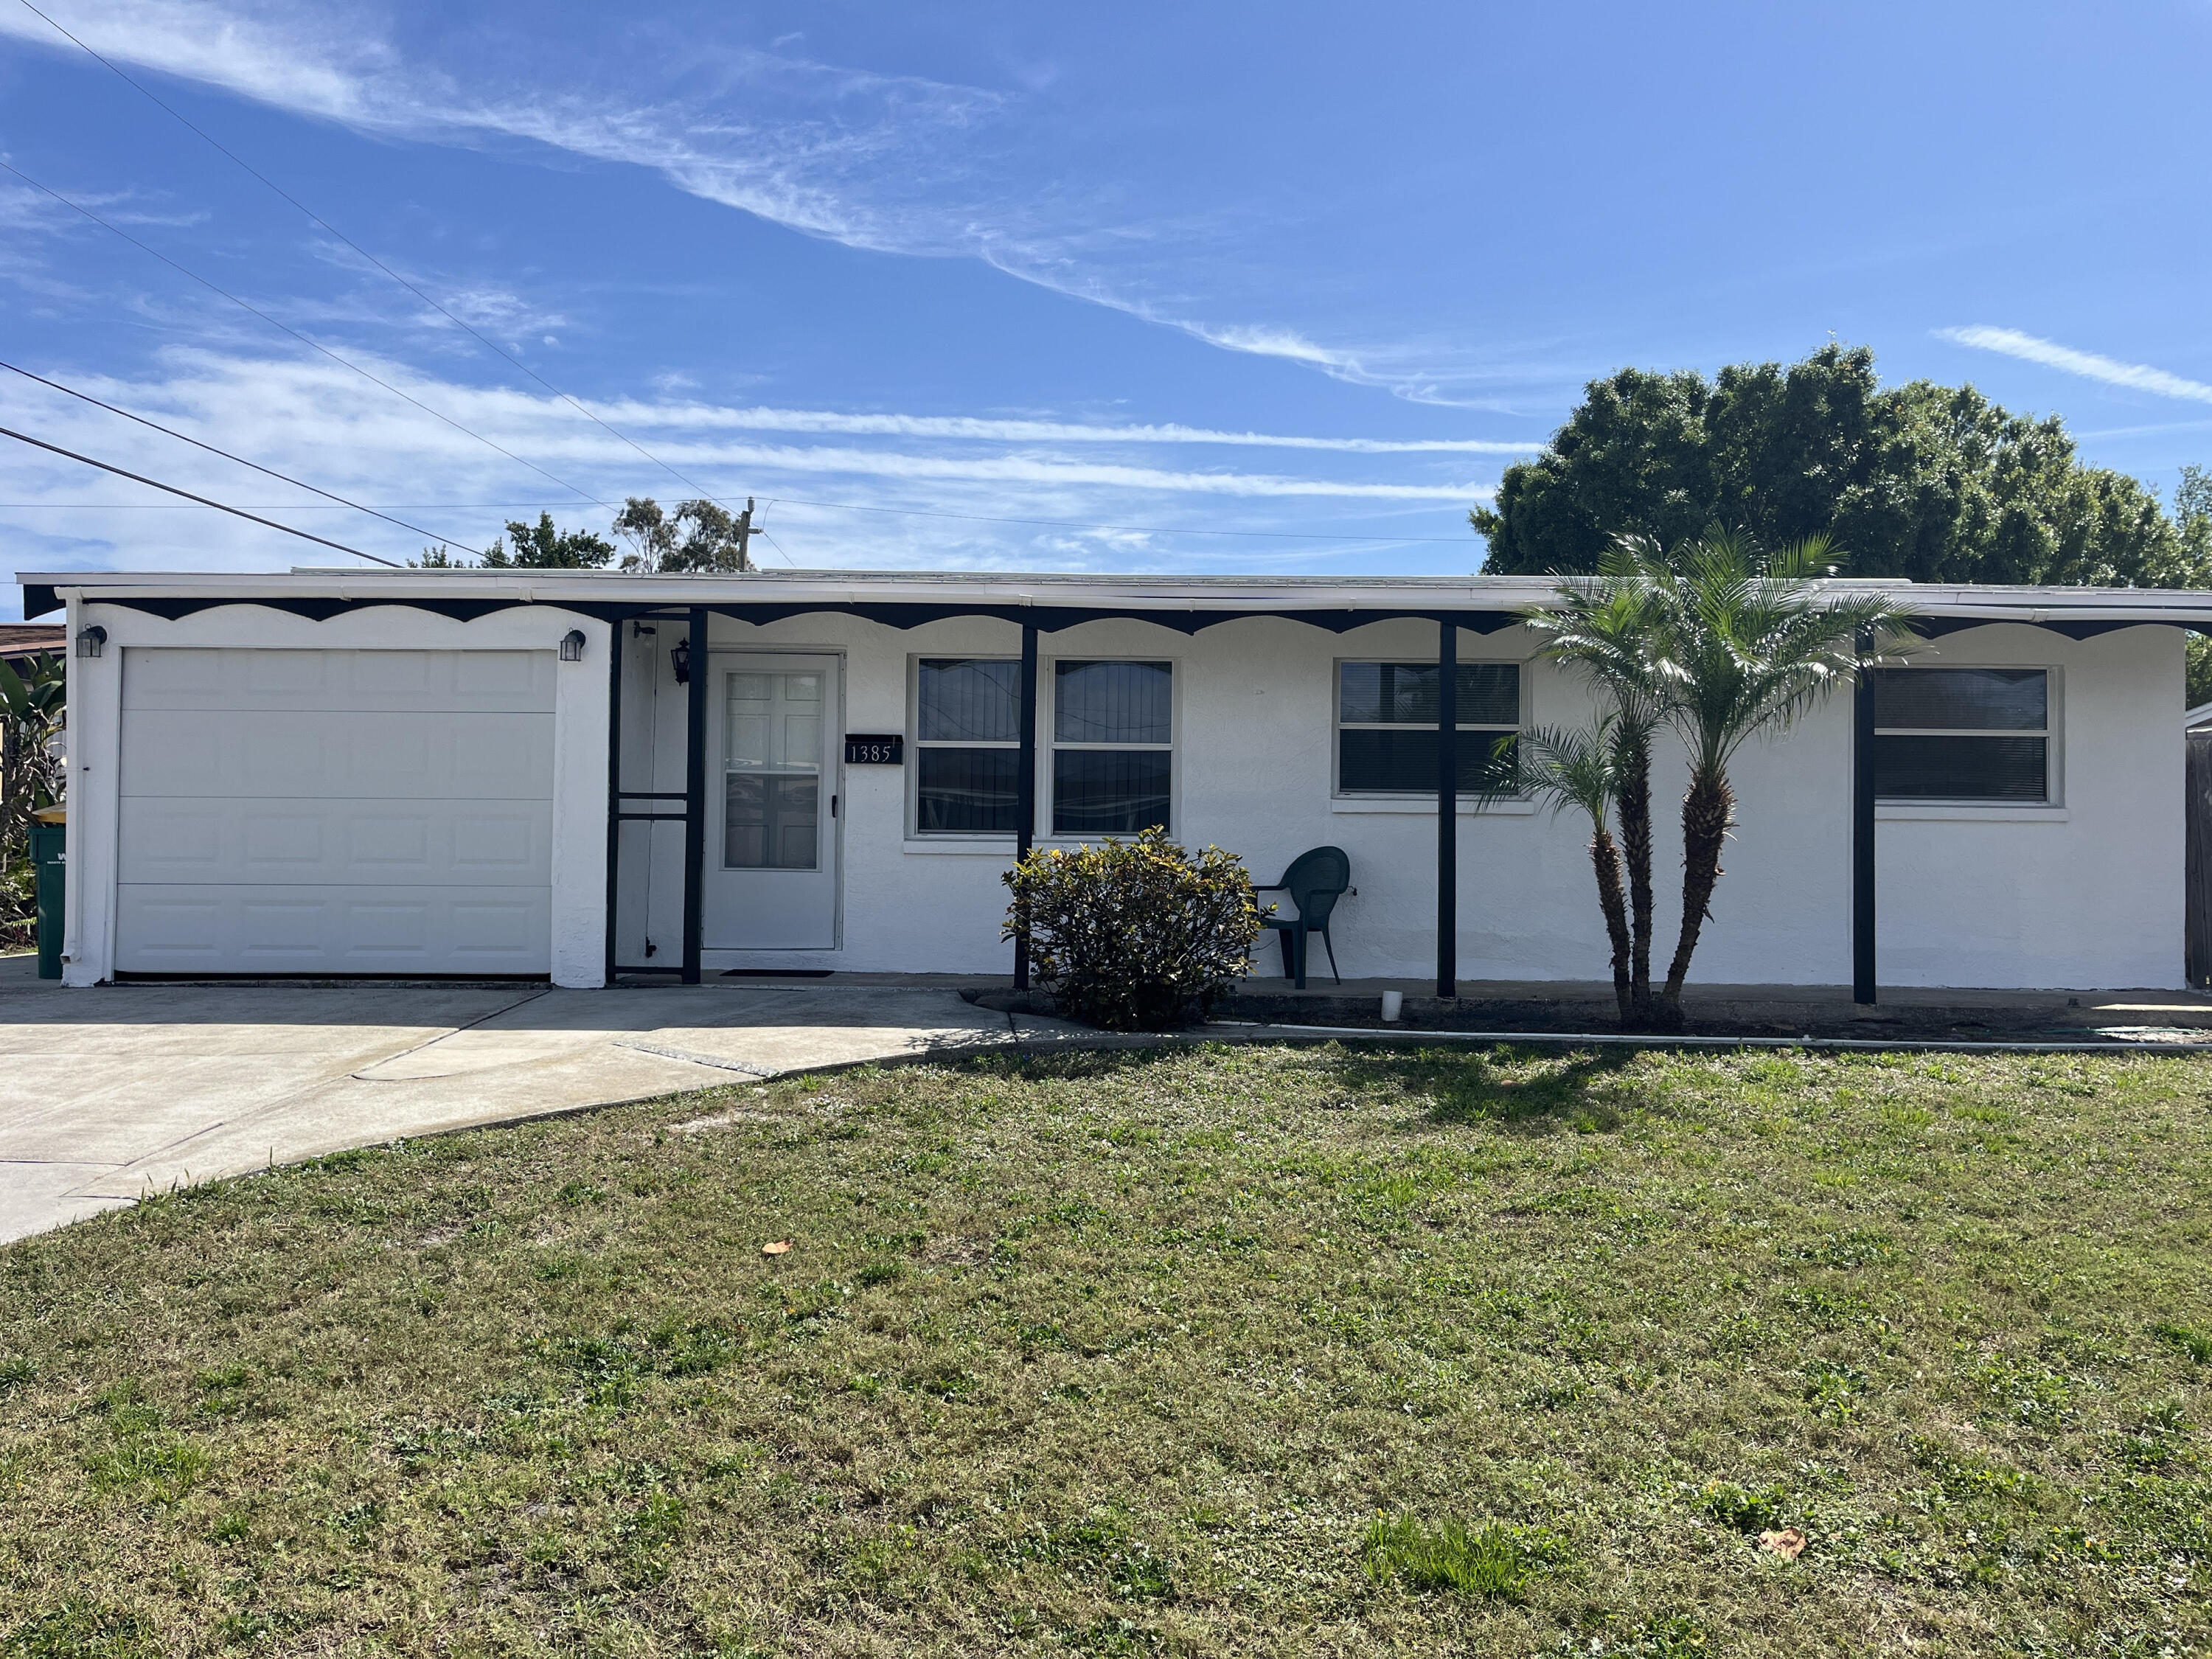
[[1507, 721, 1619, 829]]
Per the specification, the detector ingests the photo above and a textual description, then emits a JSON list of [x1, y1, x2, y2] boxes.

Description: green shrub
[[1001, 828, 1261, 1031]]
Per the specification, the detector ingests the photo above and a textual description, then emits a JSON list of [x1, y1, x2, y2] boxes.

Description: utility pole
[[732, 497, 756, 572]]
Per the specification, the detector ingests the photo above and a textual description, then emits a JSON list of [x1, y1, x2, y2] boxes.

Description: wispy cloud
[[4, 347, 1503, 497], [616, 439, 1487, 501], [0, 176, 206, 235], [1938, 325, 2212, 405], [0, 1, 1486, 401], [0, 348, 1495, 584], [592, 400, 1539, 453]]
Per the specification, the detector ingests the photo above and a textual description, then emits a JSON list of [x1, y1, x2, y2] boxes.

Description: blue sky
[[7, 0, 2212, 619]]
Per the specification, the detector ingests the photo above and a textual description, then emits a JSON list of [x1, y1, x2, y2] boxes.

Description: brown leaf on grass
[[762, 1239, 793, 1256], [1759, 1526, 1807, 1559]]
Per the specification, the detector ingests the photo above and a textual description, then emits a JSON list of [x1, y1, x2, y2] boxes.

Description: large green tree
[[1473, 344, 2206, 591]]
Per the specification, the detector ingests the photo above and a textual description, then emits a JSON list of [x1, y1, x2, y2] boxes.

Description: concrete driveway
[[0, 955, 1074, 1244]]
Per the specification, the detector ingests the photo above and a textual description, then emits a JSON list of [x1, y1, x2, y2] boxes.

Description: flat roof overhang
[[18, 568, 2212, 639]]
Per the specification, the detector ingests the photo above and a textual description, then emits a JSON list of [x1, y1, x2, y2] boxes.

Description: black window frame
[[1871, 665, 2056, 806], [1333, 658, 1523, 799]]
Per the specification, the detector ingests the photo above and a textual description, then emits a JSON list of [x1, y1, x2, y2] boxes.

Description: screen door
[[702, 654, 840, 949]]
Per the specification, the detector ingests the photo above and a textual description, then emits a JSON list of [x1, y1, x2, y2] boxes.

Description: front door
[[703, 653, 841, 950]]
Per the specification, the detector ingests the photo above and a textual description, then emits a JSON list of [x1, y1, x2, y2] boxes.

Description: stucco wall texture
[[64, 602, 2184, 991]]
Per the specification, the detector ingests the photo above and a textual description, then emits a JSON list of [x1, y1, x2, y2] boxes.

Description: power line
[[757, 526, 796, 566], [0, 422, 397, 564], [0, 358, 473, 548], [0, 156, 608, 511], [15, 0, 745, 515]]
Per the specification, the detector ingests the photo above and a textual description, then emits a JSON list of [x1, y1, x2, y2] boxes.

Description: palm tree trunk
[[1615, 734, 1655, 1018], [1661, 762, 1734, 1016], [1587, 825, 1632, 1023]]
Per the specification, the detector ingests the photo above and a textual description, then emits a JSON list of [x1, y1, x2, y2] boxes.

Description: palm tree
[[1521, 544, 1669, 1021], [1631, 529, 1912, 1025], [1503, 721, 1635, 1022]]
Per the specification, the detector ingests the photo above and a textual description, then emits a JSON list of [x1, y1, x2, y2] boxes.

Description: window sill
[[1875, 803, 2068, 822], [1330, 796, 1540, 816], [902, 837, 1020, 855]]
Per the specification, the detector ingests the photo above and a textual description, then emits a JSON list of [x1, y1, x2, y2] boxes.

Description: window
[[1336, 661, 1520, 795], [1053, 660, 1172, 835], [725, 669, 821, 868], [914, 658, 1021, 834], [1872, 667, 2051, 802]]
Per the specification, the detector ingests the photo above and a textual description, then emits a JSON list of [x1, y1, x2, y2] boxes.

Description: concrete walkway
[[12, 951, 2212, 1245], [0, 955, 1078, 1245]]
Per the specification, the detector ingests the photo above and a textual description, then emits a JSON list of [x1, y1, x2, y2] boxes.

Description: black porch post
[[682, 606, 708, 986], [1436, 617, 1458, 998], [604, 622, 622, 987], [1853, 637, 1877, 1004], [1013, 621, 1039, 990]]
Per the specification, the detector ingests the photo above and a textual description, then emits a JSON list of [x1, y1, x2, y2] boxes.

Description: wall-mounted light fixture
[[559, 629, 587, 662], [74, 625, 106, 660], [671, 636, 692, 684]]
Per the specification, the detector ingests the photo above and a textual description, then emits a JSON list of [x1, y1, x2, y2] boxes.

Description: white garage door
[[115, 648, 556, 975]]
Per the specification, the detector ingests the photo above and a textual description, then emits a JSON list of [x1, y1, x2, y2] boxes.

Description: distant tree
[[2177, 467, 2212, 707], [611, 498, 754, 572], [412, 512, 614, 569], [1472, 344, 2207, 591], [487, 512, 616, 568]]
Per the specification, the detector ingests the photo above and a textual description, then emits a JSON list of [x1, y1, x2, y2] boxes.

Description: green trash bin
[[30, 816, 63, 981]]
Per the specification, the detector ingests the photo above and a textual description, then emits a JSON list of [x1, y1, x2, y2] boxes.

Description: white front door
[[703, 653, 841, 950]]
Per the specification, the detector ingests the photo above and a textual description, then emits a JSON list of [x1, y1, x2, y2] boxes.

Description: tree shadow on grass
[[1326, 1046, 1646, 1134], [949, 1040, 1650, 1135]]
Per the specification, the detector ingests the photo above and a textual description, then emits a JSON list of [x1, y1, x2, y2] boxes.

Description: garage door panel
[[124, 648, 555, 713], [114, 886, 552, 973], [116, 647, 557, 976], [119, 797, 553, 884], [122, 710, 555, 799]]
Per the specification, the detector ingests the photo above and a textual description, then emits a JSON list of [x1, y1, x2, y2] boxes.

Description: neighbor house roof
[[17, 568, 2212, 639], [0, 622, 63, 661]]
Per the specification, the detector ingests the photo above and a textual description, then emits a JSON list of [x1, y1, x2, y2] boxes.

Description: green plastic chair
[[1255, 845, 1349, 989]]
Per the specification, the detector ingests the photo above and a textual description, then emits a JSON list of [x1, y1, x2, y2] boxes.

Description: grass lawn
[[3, 1043, 2210, 1657]]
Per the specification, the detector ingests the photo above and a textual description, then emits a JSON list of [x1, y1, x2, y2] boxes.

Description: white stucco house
[[18, 567, 2210, 994]]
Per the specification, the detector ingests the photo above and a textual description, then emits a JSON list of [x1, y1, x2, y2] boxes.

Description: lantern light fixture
[[74, 625, 106, 659], [671, 636, 692, 684], [559, 629, 586, 662]]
